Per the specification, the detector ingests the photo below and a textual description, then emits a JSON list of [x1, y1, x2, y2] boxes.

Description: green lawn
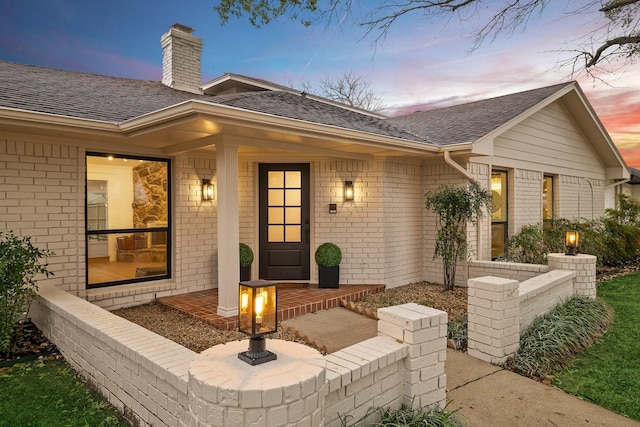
[[554, 272, 640, 421], [0, 357, 129, 427]]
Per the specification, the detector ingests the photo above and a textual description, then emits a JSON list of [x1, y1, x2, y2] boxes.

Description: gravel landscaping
[[112, 282, 467, 354]]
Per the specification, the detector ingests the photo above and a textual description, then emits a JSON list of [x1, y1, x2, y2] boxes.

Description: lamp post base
[[238, 336, 277, 365]]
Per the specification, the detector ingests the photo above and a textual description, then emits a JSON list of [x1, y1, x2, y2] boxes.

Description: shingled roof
[[0, 61, 423, 142], [386, 82, 573, 146]]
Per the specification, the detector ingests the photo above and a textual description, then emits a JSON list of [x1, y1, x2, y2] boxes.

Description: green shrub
[[505, 224, 546, 264], [315, 243, 342, 267], [239, 243, 254, 267], [447, 316, 468, 351], [340, 400, 465, 426], [507, 295, 611, 379], [0, 231, 54, 354]]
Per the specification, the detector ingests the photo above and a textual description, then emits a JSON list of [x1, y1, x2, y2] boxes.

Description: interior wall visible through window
[[86, 154, 171, 288]]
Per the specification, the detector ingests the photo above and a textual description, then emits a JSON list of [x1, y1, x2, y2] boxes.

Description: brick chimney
[[161, 24, 203, 94]]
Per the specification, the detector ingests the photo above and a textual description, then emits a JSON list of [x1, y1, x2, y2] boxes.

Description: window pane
[[491, 224, 506, 259], [285, 171, 301, 188], [543, 176, 554, 220], [491, 170, 508, 260], [268, 171, 284, 188], [285, 207, 301, 224], [285, 189, 301, 206], [285, 225, 301, 242], [268, 225, 284, 242], [269, 207, 284, 224], [86, 155, 169, 288], [87, 232, 167, 285], [268, 189, 284, 206], [491, 171, 507, 221]]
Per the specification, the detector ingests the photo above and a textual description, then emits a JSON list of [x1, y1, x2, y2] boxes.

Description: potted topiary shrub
[[239, 243, 254, 282], [315, 242, 342, 288]]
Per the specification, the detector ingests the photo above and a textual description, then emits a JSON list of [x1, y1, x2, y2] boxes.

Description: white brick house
[[0, 24, 629, 313]]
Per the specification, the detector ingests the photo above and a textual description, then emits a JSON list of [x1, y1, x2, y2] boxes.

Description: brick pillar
[[547, 253, 597, 298], [467, 276, 520, 364], [377, 303, 447, 409], [189, 340, 326, 426]]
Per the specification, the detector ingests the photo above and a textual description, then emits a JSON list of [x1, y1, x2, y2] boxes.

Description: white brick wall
[[469, 260, 548, 283], [0, 138, 83, 293], [383, 161, 425, 288], [513, 169, 543, 232], [467, 254, 596, 364], [32, 288, 448, 427], [31, 285, 194, 427], [313, 159, 386, 285]]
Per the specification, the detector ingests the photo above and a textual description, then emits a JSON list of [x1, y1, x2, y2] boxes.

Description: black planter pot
[[240, 265, 251, 282], [318, 265, 340, 288]]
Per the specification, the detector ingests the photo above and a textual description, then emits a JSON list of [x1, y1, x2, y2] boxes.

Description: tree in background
[[297, 71, 386, 112], [215, 0, 640, 76], [425, 182, 492, 291]]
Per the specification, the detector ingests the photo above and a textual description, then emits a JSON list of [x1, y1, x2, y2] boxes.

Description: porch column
[[217, 142, 240, 317]]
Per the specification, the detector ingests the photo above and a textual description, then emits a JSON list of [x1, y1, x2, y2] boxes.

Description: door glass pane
[[285, 225, 301, 242], [285, 207, 301, 224], [285, 189, 301, 206], [285, 171, 301, 188], [268, 207, 284, 224], [268, 189, 284, 206], [268, 225, 284, 242], [268, 171, 284, 187]]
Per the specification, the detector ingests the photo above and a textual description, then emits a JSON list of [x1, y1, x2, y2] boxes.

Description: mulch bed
[[0, 321, 58, 367]]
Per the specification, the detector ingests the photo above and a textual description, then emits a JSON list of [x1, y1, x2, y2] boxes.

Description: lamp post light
[[565, 230, 579, 256], [238, 280, 278, 365]]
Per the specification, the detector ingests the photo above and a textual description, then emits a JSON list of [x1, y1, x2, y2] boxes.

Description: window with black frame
[[542, 175, 555, 226], [491, 170, 509, 260], [86, 154, 170, 288]]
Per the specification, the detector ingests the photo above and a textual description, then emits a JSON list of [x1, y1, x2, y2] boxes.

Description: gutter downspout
[[443, 150, 475, 182], [442, 150, 484, 262]]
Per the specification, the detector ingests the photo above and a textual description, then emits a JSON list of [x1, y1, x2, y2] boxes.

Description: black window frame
[[85, 152, 171, 289]]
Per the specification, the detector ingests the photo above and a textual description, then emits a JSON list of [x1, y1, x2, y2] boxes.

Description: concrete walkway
[[281, 307, 639, 426]]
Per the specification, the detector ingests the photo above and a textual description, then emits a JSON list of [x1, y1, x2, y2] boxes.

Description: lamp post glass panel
[[238, 280, 277, 365], [565, 230, 579, 255]]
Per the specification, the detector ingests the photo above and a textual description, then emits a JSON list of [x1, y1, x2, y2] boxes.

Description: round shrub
[[239, 243, 254, 267], [314, 243, 342, 267]]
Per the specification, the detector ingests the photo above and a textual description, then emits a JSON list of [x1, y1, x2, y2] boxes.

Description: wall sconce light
[[565, 230, 579, 256], [344, 181, 354, 202], [238, 280, 278, 365], [202, 179, 215, 201]]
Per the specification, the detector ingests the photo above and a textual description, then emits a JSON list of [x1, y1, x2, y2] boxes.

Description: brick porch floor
[[157, 284, 385, 330]]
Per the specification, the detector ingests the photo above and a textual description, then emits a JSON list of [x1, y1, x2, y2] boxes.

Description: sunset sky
[[1, 0, 639, 168]]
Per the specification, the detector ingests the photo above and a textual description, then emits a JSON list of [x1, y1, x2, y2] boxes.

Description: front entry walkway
[[157, 284, 384, 330]]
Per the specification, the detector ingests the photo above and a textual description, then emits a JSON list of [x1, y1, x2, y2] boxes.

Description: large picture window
[[86, 154, 170, 288]]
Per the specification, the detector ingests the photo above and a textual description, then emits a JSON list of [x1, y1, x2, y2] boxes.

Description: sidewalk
[[281, 307, 639, 426]]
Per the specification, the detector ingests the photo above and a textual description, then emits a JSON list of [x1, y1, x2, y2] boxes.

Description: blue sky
[[1, 0, 639, 167]]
